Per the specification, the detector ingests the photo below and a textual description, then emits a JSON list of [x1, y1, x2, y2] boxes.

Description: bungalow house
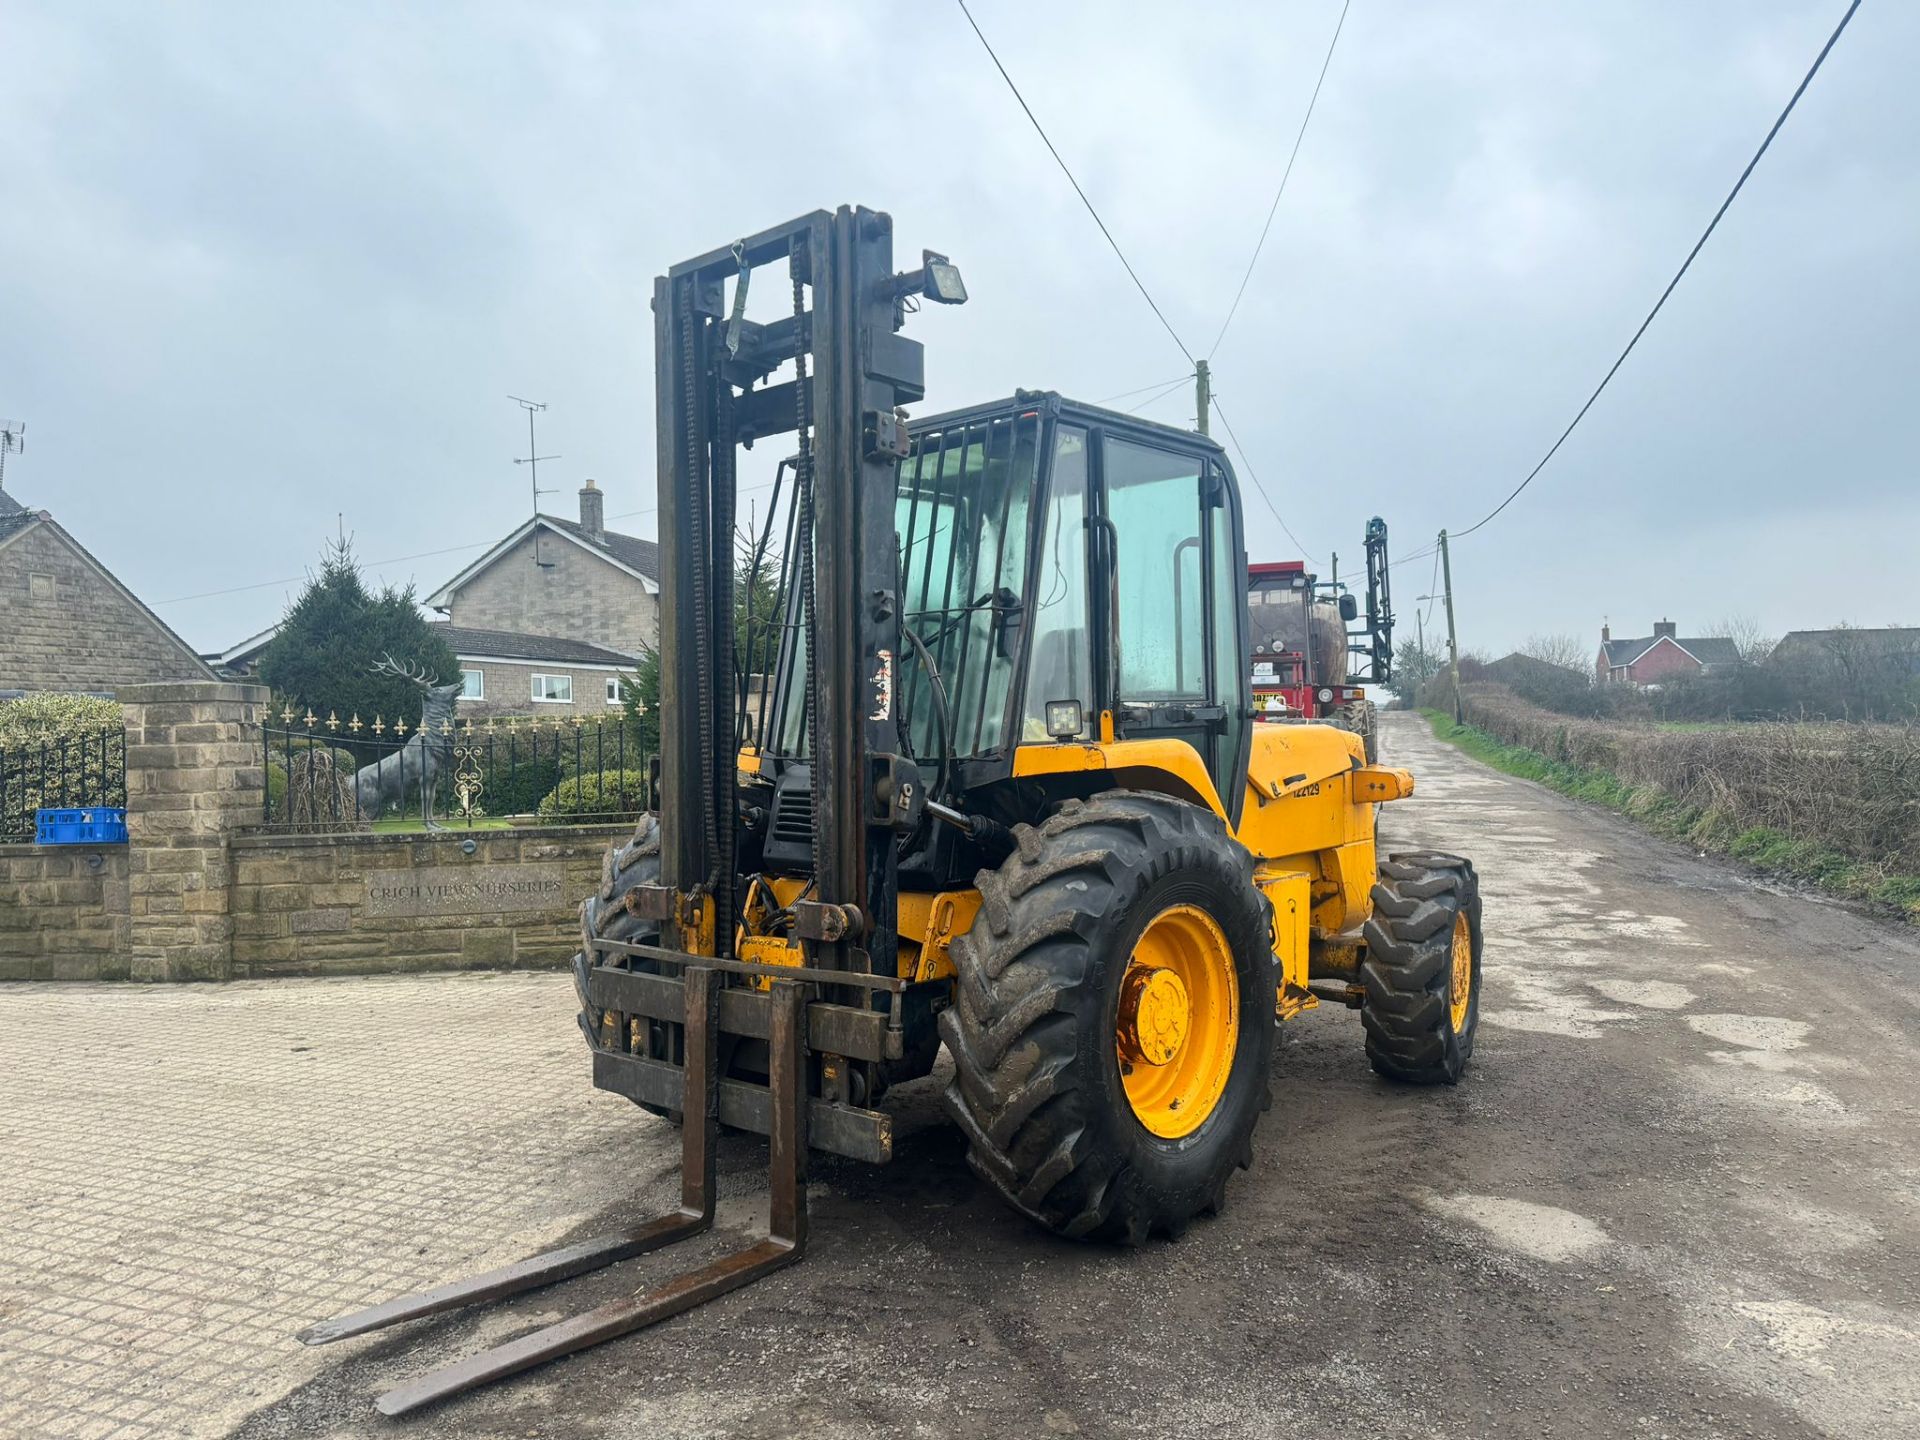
[[1, 481, 217, 696], [1597, 620, 1738, 686], [209, 622, 638, 721]]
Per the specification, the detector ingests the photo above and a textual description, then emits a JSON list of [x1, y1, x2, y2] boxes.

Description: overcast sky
[[3, 1, 1913, 660]]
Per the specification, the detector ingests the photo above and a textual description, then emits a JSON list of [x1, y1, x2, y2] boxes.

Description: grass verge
[[1420, 709, 1920, 921]]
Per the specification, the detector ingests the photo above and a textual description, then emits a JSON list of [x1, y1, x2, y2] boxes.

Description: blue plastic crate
[[35, 808, 129, 845]]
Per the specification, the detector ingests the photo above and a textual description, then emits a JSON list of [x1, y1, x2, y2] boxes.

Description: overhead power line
[[1209, 397, 1323, 568], [1207, 0, 1351, 359], [955, 0, 1195, 366], [1448, 0, 1863, 544], [1097, 374, 1195, 405], [1123, 375, 1196, 415]]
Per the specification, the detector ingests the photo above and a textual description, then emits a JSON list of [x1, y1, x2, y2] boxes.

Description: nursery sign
[[363, 864, 566, 917]]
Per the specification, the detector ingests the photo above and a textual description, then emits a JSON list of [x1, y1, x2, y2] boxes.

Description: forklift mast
[[654, 207, 953, 984]]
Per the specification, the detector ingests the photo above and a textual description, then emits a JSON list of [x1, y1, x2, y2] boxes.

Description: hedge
[[536, 770, 650, 823], [1445, 683, 1920, 874]]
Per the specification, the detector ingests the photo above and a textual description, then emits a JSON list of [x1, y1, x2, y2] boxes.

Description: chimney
[[579, 478, 604, 541], [1653, 618, 1676, 640], [1601, 623, 1611, 644]]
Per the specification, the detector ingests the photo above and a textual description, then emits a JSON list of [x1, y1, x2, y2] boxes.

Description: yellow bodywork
[[733, 724, 1411, 1023]]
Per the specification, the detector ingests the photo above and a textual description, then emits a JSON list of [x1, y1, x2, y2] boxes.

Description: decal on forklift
[[870, 649, 893, 722]]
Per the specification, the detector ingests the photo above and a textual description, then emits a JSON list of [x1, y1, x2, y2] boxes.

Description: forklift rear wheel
[[573, 815, 684, 1121], [941, 790, 1275, 1244], [1358, 852, 1482, 1084]]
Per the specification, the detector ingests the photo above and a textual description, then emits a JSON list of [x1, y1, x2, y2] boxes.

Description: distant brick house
[[0, 483, 216, 696], [1596, 620, 1739, 686], [424, 480, 659, 660], [210, 621, 637, 721]]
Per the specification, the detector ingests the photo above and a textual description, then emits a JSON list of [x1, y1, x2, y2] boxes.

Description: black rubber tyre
[[1359, 852, 1482, 1085], [940, 791, 1276, 1244], [1336, 700, 1378, 764], [571, 814, 682, 1121]]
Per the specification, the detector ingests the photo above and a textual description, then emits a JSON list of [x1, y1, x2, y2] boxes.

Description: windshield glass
[[898, 412, 1041, 758], [767, 409, 1041, 763]]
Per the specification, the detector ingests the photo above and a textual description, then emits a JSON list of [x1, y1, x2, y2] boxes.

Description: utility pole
[[1194, 360, 1210, 437], [510, 396, 560, 568], [1439, 528, 1462, 724]]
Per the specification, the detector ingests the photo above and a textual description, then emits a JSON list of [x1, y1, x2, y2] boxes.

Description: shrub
[[0, 694, 126, 838], [536, 770, 650, 823], [0, 692, 122, 744]]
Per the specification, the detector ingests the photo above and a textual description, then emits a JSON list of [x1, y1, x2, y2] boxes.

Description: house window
[[605, 677, 622, 705], [460, 669, 485, 700], [531, 673, 572, 704]]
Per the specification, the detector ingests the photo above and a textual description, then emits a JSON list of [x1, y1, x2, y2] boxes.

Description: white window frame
[[605, 677, 622, 705], [460, 668, 485, 700], [531, 673, 573, 704]]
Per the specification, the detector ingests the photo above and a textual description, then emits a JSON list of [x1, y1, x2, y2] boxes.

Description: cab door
[[1096, 433, 1244, 814]]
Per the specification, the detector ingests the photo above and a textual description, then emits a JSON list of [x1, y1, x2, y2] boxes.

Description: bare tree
[[1708, 614, 1775, 665], [1520, 633, 1591, 675]]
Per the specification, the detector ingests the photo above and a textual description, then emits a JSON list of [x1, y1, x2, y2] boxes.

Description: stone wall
[[122, 682, 266, 981], [0, 681, 628, 982], [229, 825, 624, 976], [0, 515, 216, 692], [0, 844, 129, 980], [446, 527, 659, 659]]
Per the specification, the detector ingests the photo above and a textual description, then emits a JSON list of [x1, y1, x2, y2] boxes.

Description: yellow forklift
[[298, 205, 1482, 1415]]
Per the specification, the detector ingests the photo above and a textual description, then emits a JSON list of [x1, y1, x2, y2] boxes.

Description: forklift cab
[[760, 391, 1251, 860]]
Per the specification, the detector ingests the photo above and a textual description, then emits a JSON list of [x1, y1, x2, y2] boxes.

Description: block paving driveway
[[3, 714, 1917, 1439], [0, 972, 644, 1439]]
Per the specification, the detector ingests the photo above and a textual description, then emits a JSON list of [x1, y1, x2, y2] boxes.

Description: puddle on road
[[1424, 1193, 1611, 1262]]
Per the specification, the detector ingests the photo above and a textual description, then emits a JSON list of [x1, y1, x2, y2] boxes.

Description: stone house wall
[[0, 518, 215, 692], [446, 530, 658, 659], [456, 657, 634, 720]]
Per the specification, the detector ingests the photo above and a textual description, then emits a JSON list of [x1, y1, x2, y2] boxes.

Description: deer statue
[[355, 655, 463, 829]]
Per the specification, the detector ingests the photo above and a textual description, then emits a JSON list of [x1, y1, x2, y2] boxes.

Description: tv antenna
[[510, 396, 560, 568], [0, 420, 23, 494]]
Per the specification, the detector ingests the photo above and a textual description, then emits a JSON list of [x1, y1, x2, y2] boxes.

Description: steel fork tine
[[295, 968, 723, 1348], [368, 980, 810, 1417]]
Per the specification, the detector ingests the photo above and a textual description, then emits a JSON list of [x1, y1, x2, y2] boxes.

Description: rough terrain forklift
[[298, 205, 1483, 1416]]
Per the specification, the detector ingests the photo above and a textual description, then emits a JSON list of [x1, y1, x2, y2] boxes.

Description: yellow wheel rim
[[1117, 904, 1237, 1140], [1448, 910, 1473, 1033]]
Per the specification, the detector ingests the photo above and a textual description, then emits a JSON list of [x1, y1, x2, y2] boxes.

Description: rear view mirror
[[1338, 593, 1359, 623]]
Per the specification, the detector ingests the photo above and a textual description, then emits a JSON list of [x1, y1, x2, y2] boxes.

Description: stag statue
[[354, 655, 463, 829]]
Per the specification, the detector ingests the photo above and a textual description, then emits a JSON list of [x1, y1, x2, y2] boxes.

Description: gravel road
[[9, 711, 1915, 1439]]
